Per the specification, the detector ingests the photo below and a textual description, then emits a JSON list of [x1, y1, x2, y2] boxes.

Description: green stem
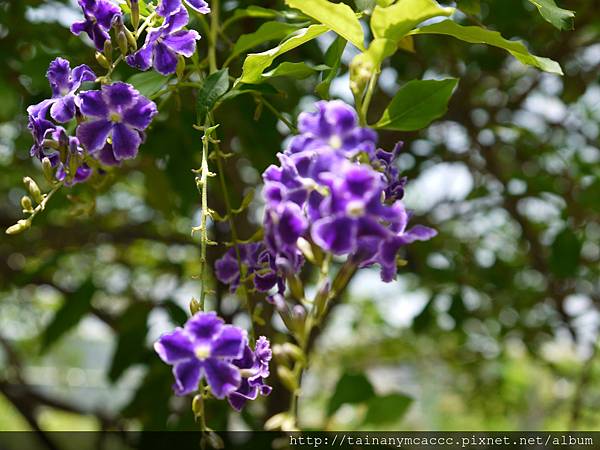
[[359, 73, 379, 126]]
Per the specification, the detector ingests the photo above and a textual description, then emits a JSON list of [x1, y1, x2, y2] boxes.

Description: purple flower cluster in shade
[[215, 101, 435, 290], [126, 7, 200, 76], [270, 100, 436, 281], [71, 0, 122, 51], [154, 311, 271, 409], [27, 58, 157, 184]]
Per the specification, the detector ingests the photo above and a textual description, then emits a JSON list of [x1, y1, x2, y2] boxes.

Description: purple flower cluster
[[215, 101, 436, 292], [27, 58, 157, 184], [154, 312, 271, 410], [126, 0, 204, 75]]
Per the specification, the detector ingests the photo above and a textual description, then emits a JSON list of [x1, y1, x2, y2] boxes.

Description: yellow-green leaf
[[371, 0, 453, 42], [237, 24, 328, 84], [285, 0, 365, 50], [410, 20, 563, 74]]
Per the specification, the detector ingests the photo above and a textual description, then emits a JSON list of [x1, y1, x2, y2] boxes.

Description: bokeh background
[[1, 0, 599, 434]]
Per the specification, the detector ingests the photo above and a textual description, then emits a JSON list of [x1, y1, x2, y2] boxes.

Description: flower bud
[[6, 219, 31, 235], [117, 31, 128, 55], [95, 52, 111, 69], [21, 196, 33, 213], [192, 394, 203, 418], [189, 297, 202, 315], [103, 40, 113, 62], [131, 0, 140, 30], [41, 157, 55, 183], [281, 343, 305, 363], [124, 28, 137, 50], [349, 53, 375, 98], [23, 177, 43, 204]]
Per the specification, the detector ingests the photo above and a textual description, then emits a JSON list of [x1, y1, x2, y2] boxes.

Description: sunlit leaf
[[375, 78, 458, 130], [285, 0, 365, 50], [238, 25, 328, 84], [371, 0, 453, 42], [527, 0, 574, 30], [410, 20, 563, 74]]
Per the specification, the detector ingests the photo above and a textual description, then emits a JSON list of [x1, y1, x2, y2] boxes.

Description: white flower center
[[194, 344, 211, 360], [328, 135, 342, 149], [346, 200, 365, 217]]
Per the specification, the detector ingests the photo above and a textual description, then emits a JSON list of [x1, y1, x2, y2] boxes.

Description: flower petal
[[50, 96, 76, 123], [46, 58, 71, 97], [162, 29, 200, 57], [154, 327, 195, 363], [172, 359, 202, 396], [211, 325, 245, 359], [111, 123, 142, 160], [204, 358, 241, 398], [185, 0, 210, 14], [94, 142, 120, 166], [78, 90, 109, 118], [185, 311, 223, 343], [102, 82, 137, 110], [76, 119, 112, 152], [312, 216, 357, 254], [152, 42, 178, 75], [122, 96, 157, 130]]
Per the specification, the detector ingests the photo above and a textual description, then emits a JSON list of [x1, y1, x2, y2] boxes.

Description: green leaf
[[238, 24, 328, 84], [371, 0, 453, 43], [375, 78, 458, 130], [263, 62, 330, 79], [327, 372, 375, 416], [410, 20, 563, 74], [108, 303, 150, 382], [127, 71, 169, 97], [196, 68, 230, 123], [316, 36, 347, 99], [231, 22, 301, 59], [363, 393, 413, 425], [354, 0, 376, 12], [527, 0, 574, 30], [225, 5, 279, 25], [41, 280, 95, 352], [549, 228, 581, 278], [285, 0, 365, 50]]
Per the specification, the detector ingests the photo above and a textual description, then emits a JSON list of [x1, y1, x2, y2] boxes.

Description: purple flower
[[154, 311, 246, 397], [215, 243, 285, 295], [76, 82, 157, 162], [126, 8, 200, 75], [71, 0, 122, 50], [30, 58, 96, 124], [227, 336, 272, 412], [157, 0, 210, 17], [289, 100, 377, 158]]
